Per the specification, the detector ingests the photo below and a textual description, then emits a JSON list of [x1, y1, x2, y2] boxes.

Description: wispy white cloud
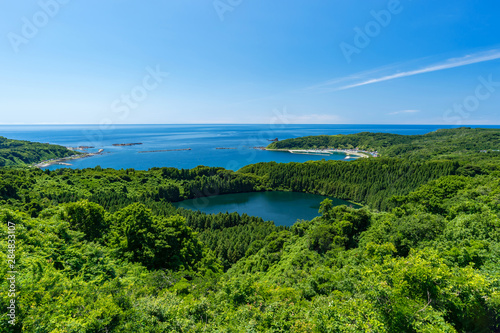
[[388, 109, 420, 115], [305, 61, 410, 92], [310, 49, 500, 92], [340, 49, 500, 90]]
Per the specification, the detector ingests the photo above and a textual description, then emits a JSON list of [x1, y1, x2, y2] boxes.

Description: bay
[[173, 191, 360, 227], [1, 124, 499, 170]]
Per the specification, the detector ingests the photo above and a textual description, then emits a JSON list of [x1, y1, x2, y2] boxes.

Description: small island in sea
[[112, 143, 143, 146]]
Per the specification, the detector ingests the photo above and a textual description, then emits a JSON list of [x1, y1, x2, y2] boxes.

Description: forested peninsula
[[268, 127, 500, 159], [0, 136, 78, 167], [1, 127, 499, 332]]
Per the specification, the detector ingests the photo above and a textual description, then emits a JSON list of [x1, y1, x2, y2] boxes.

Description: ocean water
[[1, 124, 498, 171]]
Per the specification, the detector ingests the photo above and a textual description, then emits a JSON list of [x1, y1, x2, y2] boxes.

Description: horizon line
[[1, 123, 500, 126]]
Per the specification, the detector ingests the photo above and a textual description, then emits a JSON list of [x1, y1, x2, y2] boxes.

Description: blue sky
[[1, 0, 499, 124]]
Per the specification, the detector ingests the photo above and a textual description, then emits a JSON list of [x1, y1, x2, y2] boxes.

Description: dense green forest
[[0, 136, 77, 167], [1, 130, 500, 332], [239, 159, 465, 211], [268, 127, 500, 160]]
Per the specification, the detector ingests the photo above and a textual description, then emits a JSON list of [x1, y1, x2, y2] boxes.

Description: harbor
[[272, 148, 377, 158]]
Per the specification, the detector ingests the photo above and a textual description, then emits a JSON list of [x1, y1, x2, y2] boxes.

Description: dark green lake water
[[173, 191, 359, 227]]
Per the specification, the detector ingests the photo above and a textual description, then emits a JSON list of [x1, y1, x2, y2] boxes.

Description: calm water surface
[[1, 124, 498, 170], [174, 191, 360, 227]]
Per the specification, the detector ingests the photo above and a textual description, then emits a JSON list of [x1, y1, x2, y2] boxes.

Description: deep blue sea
[[1, 124, 499, 171]]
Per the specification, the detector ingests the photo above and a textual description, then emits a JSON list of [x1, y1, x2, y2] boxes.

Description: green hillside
[[0, 136, 78, 167], [0, 131, 499, 332], [267, 127, 500, 159]]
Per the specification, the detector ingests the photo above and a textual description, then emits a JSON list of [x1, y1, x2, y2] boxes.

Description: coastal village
[[288, 148, 378, 158]]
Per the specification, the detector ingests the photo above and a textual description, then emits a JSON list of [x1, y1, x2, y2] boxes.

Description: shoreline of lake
[[173, 191, 361, 227]]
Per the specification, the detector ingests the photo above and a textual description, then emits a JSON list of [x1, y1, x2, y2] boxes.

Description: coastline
[[265, 148, 375, 158], [33, 149, 104, 168]]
